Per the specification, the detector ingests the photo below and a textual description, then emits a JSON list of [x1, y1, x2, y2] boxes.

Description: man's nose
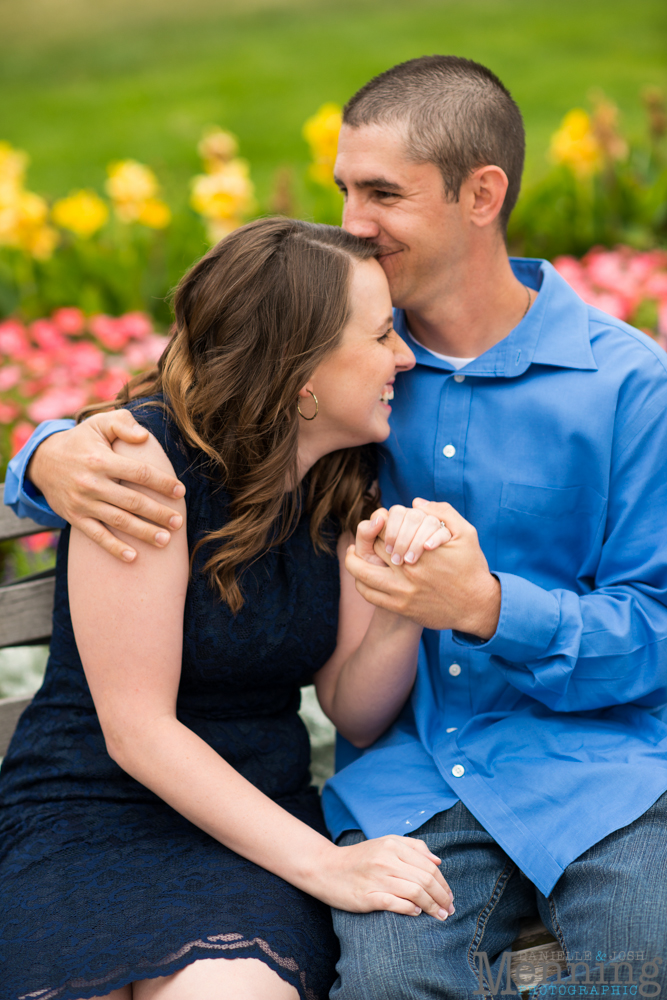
[[342, 197, 381, 240]]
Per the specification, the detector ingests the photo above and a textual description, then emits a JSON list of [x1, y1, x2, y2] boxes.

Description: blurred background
[[1, 0, 666, 716]]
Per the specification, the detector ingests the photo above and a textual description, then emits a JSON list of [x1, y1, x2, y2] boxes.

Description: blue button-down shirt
[[6, 260, 667, 896], [322, 258, 667, 895]]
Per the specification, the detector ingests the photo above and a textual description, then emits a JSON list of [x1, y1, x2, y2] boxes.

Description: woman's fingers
[[379, 875, 452, 920], [337, 835, 454, 920], [364, 892, 426, 917], [384, 507, 452, 565], [382, 505, 408, 554], [355, 509, 388, 565]]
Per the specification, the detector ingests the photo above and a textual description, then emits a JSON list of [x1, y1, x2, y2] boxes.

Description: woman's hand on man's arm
[[28, 409, 186, 562]]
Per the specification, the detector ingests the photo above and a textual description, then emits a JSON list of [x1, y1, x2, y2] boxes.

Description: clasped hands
[[346, 499, 501, 640]]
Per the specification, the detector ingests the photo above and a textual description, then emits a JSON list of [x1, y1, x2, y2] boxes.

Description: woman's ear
[[297, 383, 315, 399], [465, 165, 509, 230]]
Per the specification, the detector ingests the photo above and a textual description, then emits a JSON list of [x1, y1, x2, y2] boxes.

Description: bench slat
[[0, 484, 53, 541], [0, 573, 55, 647], [0, 695, 32, 757]]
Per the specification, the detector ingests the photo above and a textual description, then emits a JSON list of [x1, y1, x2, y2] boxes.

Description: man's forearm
[[4, 420, 74, 526]]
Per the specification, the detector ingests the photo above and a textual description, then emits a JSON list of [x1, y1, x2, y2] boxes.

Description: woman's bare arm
[[68, 434, 454, 920], [314, 530, 423, 748]]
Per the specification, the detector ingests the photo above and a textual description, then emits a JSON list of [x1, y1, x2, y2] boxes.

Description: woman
[[0, 219, 454, 1000]]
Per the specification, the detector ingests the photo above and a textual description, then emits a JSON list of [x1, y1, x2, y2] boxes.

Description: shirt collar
[[394, 258, 598, 378]]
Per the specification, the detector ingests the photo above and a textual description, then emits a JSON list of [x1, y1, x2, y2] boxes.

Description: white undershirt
[[406, 329, 477, 370]]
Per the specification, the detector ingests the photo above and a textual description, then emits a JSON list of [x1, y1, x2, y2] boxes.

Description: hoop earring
[[297, 389, 318, 421]]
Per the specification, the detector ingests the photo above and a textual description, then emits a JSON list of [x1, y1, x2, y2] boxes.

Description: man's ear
[[465, 165, 508, 230]]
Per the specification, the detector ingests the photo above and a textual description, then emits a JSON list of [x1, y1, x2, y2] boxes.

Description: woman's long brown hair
[[80, 217, 382, 611]]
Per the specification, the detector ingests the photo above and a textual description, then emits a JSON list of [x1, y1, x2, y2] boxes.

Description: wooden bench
[[0, 483, 56, 757], [0, 481, 566, 991]]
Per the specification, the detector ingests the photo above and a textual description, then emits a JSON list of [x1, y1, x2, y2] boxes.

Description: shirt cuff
[[452, 571, 560, 663], [4, 419, 75, 528]]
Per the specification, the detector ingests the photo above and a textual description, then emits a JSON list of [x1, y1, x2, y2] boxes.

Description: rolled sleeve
[[453, 571, 560, 662], [4, 420, 75, 528]]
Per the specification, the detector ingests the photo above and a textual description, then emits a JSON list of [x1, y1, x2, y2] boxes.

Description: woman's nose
[[394, 336, 416, 372]]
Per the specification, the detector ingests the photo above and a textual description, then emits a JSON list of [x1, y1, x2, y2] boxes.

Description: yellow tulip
[[0, 142, 28, 199], [52, 190, 109, 238], [106, 160, 159, 204], [206, 217, 243, 243], [303, 103, 342, 189], [190, 161, 256, 220], [198, 128, 239, 174], [25, 224, 59, 260], [550, 109, 603, 177], [136, 198, 172, 229], [105, 159, 171, 227]]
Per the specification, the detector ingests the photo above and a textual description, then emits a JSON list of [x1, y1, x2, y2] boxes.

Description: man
[[6, 56, 667, 996]]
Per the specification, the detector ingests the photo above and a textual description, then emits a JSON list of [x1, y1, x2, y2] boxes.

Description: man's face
[[335, 122, 470, 311]]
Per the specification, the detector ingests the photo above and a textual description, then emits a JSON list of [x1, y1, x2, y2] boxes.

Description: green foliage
[[0, 216, 206, 325], [508, 103, 667, 259]]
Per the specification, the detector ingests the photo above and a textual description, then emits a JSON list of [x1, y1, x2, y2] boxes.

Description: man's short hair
[[343, 55, 525, 233]]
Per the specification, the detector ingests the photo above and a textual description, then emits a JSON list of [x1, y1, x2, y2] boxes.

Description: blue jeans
[[331, 795, 667, 999]]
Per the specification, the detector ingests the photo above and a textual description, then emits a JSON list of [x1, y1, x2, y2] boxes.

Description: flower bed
[[554, 247, 667, 347]]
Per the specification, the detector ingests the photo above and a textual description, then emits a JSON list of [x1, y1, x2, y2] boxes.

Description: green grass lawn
[[2, 0, 665, 212]]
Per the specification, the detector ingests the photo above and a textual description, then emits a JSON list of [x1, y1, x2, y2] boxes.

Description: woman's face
[[298, 257, 415, 465]]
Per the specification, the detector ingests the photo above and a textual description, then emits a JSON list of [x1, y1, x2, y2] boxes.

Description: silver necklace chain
[[521, 283, 532, 322]]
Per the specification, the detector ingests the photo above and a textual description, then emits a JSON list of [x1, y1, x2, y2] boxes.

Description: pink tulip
[[24, 348, 52, 377], [659, 301, 667, 337], [52, 307, 86, 335], [123, 334, 168, 369], [646, 273, 667, 301], [21, 532, 57, 553], [11, 421, 35, 456], [553, 257, 594, 300], [92, 367, 131, 402], [27, 386, 89, 422], [117, 311, 153, 341], [90, 314, 133, 350], [583, 290, 629, 320], [584, 252, 641, 310], [0, 365, 21, 391], [0, 320, 29, 360], [142, 333, 168, 363], [66, 342, 105, 380], [21, 377, 49, 399], [122, 344, 147, 369], [30, 319, 67, 354], [0, 400, 20, 423]]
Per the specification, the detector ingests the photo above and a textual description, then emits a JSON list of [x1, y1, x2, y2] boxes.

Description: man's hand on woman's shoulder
[[27, 409, 186, 563]]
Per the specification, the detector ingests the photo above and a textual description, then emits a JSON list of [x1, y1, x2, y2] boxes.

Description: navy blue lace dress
[[0, 399, 341, 1000]]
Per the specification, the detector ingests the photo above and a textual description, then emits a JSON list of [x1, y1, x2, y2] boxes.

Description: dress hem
[[17, 932, 319, 1000]]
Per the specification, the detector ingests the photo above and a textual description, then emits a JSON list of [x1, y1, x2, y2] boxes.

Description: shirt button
[[446, 727, 458, 733], [442, 444, 456, 458], [454, 374, 465, 383], [448, 663, 462, 677], [452, 764, 465, 778]]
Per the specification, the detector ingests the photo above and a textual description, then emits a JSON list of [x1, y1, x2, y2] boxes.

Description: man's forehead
[[335, 124, 415, 189]]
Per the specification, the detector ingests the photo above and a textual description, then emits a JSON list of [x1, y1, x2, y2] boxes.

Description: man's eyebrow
[[334, 175, 404, 193]]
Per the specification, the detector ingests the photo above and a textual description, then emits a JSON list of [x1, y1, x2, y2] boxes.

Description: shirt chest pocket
[[497, 482, 607, 588]]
